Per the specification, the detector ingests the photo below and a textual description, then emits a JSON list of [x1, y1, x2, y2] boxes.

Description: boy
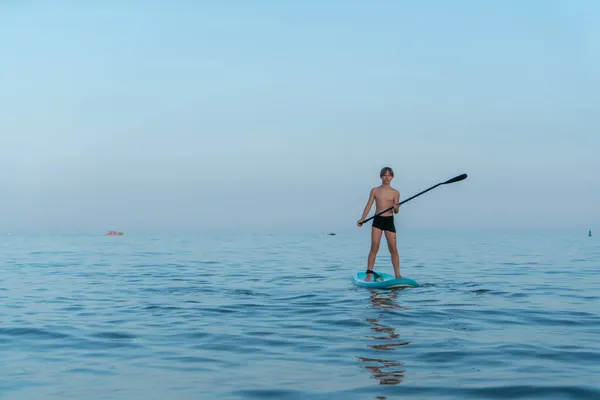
[[357, 167, 401, 281]]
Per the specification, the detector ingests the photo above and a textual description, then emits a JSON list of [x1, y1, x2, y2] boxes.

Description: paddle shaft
[[358, 173, 467, 226]]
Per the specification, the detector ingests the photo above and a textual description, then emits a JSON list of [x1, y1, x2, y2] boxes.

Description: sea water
[[1, 232, 599, 399]]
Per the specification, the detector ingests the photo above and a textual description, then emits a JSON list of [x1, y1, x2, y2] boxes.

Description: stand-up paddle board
[[352, 271, 419, 289]]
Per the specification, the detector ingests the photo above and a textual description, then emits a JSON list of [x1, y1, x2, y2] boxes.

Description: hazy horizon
[[1, 1, 599, 236]]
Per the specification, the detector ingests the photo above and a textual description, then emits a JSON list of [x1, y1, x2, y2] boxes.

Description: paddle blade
[[443, 173, 467, 184]]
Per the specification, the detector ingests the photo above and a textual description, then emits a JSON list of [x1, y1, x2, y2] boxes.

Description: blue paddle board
[[352, 271, 419, 289]]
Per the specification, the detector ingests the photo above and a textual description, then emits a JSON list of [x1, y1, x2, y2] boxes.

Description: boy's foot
[[365, 270, 380, 282]]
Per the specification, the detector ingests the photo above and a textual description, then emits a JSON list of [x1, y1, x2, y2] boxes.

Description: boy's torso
[[373, 186, 397, 215]]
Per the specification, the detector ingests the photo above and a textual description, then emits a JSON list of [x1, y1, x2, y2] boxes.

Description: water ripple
[[0, 233, 599, 399]]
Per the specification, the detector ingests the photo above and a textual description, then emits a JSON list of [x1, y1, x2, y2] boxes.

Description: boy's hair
[[380, 166, 394, 177]]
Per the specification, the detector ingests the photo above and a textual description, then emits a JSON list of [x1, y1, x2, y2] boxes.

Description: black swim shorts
[[372, 215, 396, 233]]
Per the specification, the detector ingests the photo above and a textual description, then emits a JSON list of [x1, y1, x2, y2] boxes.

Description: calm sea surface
[[1, 232, 599, 399]]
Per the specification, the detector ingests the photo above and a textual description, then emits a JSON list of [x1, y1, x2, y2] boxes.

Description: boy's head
[[380, 167, 394, 184]]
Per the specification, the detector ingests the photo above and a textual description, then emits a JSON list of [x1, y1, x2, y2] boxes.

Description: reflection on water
[[358, 288, 410, 386]]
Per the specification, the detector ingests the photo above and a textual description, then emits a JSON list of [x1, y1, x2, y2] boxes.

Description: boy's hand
[[357, 219, 364, 227], [393, 203, 399, 213]]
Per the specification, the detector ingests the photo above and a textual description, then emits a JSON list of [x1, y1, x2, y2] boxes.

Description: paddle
[[358, 173, 467, 226]]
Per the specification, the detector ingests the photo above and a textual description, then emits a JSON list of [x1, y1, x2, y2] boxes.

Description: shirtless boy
[[357, 167, 401, 281]]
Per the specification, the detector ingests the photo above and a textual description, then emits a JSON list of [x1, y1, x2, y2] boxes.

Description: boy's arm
[[393, 189, 400, 213], [359, 188, 376, 221]]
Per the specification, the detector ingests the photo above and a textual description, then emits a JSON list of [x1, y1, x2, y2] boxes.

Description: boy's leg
[[366, 227, 383, 281], [385, 230, 401, 278]]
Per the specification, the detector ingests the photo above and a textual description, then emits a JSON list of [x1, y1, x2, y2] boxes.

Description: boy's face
[[381, 171, 393, 184]]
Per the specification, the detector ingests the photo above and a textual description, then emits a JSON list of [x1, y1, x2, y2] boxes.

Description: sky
[[1, 0, 599, 235]]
